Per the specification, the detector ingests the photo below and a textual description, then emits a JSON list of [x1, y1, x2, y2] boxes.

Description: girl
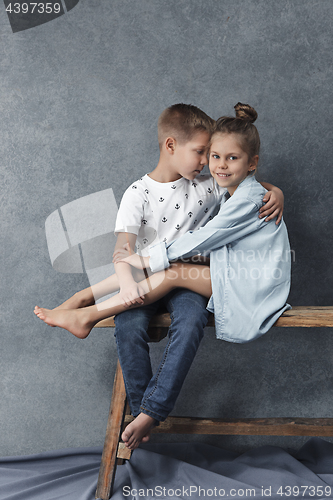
[[35, 103, 291, 447]]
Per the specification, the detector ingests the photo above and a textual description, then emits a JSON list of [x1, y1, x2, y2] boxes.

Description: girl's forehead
[[210, 132, 243, 150]]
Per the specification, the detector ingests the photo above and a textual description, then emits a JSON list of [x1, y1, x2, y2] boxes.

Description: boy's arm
[[259, 182, 284, 225], [113, 232, 146, 307]]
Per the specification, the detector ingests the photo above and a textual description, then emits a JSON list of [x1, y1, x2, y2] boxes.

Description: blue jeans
[[114, 289, 209, 422]]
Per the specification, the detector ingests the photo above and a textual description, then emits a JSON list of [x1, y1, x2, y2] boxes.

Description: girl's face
[[209, 133, 258, 195]]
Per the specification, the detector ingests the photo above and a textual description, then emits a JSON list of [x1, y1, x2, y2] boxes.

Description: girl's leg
[[34, 263, 212, 339], [53, 269, 146, 310]]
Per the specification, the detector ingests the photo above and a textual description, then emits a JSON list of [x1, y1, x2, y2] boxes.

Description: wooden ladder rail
[[95, 305, 333, 499]]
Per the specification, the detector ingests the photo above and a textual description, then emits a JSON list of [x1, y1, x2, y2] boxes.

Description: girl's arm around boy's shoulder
[[259, 181, 284, 225], [199, 174, 284, 225]]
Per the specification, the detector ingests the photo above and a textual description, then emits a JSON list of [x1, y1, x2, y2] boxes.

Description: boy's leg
[[113, 301, 162, 418], [139, 288, 209, 422]]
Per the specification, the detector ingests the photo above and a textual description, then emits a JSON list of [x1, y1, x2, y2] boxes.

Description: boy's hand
[[259, 187, 284, 225], [118, 282, 146, 307], [113, 243, 150, 269]]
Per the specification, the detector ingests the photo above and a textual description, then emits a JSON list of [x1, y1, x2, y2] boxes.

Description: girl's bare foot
[[34, 306, 94, 339], [122, 413, 157, 450], [53, 288, 95, 311]]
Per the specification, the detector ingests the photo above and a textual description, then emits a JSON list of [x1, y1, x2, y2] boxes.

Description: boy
[[35, 104, 283, 449], [112, 104, 284, 449]]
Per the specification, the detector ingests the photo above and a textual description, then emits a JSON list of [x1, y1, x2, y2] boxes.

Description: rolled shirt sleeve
[[149, 196, 263, 273]]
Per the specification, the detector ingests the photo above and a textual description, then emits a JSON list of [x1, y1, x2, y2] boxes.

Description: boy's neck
[[148, 158, 182, 183]]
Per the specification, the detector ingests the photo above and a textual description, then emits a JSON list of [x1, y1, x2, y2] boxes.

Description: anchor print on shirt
[[207, 187, 213, 194], [159, 197, 164, 202], [171, 185, 177, 189], [198, 200, 203, 206], [175, 204, 180, 210], [161, 217, 167, 223], [175, 224, 181, 231]]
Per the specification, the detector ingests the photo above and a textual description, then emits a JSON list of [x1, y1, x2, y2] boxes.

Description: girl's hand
[[259, 188, 284, 224], [118, 282, 146, 307], [113, 243, 150, 269]]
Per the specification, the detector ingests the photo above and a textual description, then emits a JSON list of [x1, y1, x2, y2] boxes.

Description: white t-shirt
[[115, 174, 226, 256]]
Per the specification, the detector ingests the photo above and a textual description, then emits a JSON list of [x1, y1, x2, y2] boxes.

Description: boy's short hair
[[158, 103, 214, 149]]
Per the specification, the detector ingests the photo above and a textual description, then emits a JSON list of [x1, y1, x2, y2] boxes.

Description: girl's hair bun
[[234, 102, 257, 123]]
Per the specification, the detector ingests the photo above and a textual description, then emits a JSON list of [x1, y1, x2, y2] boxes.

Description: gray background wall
[[0, 0, 332, 456]]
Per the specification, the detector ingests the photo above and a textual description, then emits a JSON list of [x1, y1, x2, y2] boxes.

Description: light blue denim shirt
[[149, 175, 291, 343]]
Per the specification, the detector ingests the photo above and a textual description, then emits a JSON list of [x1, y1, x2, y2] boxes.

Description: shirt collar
[[222, 174, 256, 202]]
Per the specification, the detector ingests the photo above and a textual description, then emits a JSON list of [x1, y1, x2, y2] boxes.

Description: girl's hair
[[213, 103, 260, 159]]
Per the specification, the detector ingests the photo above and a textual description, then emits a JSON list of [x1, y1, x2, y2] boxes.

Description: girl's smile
[[209, 132, 258, 195]]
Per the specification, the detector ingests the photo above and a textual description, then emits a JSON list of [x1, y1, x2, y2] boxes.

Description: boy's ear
[[249, 155, 259, 172], [165, 136, 177, 154]]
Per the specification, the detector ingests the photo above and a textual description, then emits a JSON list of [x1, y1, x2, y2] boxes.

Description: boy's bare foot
[[122, 413, 157, 450], [34, 306, 94, 339], [53, 288, 95, 311]]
